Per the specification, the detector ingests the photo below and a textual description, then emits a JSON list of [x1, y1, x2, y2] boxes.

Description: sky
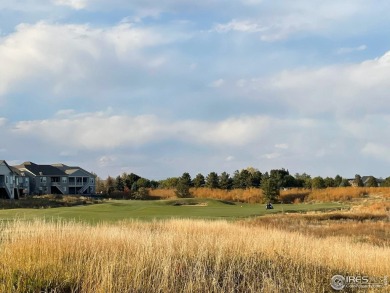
[[1, 0, 390, 180]]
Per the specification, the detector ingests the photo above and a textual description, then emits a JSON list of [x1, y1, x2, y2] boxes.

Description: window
[[40, 177, 47, 183], [62, 177, 67, 183], [90, 178, 95, 184], [5, 176, 8, 184]]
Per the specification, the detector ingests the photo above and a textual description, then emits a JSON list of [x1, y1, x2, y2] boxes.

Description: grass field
[[0, 198, 345, 223], [0, 195, 388, 292]]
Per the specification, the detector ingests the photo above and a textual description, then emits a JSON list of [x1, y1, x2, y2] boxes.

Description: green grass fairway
[[0, 198, 346, 223]]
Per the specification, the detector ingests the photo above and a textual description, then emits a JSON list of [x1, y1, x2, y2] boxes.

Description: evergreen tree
[[365, 176, 378, 187], [219, 172, 233, 190], [115, 175, 125, 192], [175, 173, 192, 198], [261, 172, 279, 203], [180, 172, 192, 187], [192, 173, 205, 188], [205, 172, 219, 189], [334, 175, 343, 187]]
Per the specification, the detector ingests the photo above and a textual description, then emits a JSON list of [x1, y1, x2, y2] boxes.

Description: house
[[9, 166, 30, 196], [0, 160, 17, 199], [348, 176, 384, 187], [15, 162, 69, 195], [14, 161, 96, 195], [51, 164, 95, 195]]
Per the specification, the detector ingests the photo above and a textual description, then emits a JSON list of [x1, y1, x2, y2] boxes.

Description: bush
[[133, 188, 150, 200]]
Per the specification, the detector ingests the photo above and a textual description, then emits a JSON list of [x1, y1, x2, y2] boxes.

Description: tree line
[[95, 168, 390, 201]]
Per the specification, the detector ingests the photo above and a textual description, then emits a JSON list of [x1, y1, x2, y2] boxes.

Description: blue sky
[[1, 0, 390, 179]]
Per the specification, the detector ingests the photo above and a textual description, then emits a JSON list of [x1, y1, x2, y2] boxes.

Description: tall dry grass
[[149, 188, 265, 203], [150, 187, 390, 203], [191, 188, 264, 203], [0, 219, 389, 292]]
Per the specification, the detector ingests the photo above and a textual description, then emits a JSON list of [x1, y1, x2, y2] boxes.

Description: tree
[[261, 172, 279, 203], [136, 178, 151, 189], [232, 170, 242, 189], [250, 170, 262, 188], [105, 176, 115, 195], [365, 176, 378, 187], [382, 177, 390, 187], [124, 173, 141, 190], [283, 175, 297, 188], [219, 172, 233, 190], [294, 173, 312, 189], [180, 172, 192, 187], [205, 172, 219, 189], [134, 187, 150, 200], [192, 173, 205, 188], [159, 177, 179, 189], [270, 169, 290, 189], [354, 174, 364, 187], [339, 179, 351, 187], [232, 169, 259, 189], [311, 176, 326, 189], [334, 175, 343, 187], [324, 177, 335, 188], [175, 173, 192, 198], [95, 176, 105, 194], [115, 175, 125, 192]]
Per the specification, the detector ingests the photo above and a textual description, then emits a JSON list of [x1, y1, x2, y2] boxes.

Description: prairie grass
[[191, 188, 264, 203], [149, 187, 265, 203], [148, 188, 176, 199], [150, 187, 390, 204], [0, 219, 389, 292], [244, 209, 390, 247]]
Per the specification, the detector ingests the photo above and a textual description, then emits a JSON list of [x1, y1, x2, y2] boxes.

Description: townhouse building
[[0, 160, 30, 199], [0, 160, 95, 198]]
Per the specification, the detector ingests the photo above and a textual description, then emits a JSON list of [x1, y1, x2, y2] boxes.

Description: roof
[[9, 166, 23, 175], [52, 164, 95, 177], [17, 162, 67, 176], [0, 160, 13, 172]]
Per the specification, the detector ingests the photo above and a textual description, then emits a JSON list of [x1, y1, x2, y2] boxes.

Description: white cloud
[[0, 22, 170, 97], [209, 78, 225, 88], [262, 152, 281, 159], [213, 1, 375, 41], [361, 143, 390, 161], [234, 50, 390, 117], [336, 45, 367, 55], [214, 19, 266, 34], [225, 156, 235, 161], [99, 155, 117, 167], [0, 118, 7, 127], [275, 143, 288, 149], [54, 0, 87, 10], [9, 112, 291, 150]]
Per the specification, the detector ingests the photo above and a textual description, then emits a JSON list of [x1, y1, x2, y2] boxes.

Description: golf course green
[[0, 198, 346, 223]]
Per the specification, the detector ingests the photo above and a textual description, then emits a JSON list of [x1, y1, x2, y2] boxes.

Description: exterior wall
[[14, 175, 30, 196], [0, 162, 15, 199], [67, 171, 95, 194], [8, 162, 96, 197]]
